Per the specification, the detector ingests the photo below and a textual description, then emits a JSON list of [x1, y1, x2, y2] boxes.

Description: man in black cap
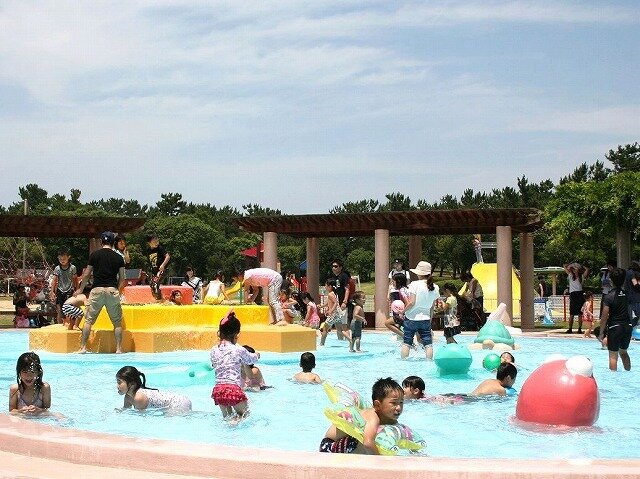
[[74, 232, 126, 353]]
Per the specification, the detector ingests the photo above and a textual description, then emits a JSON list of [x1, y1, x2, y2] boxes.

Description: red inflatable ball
[[516, 356, 600, 427]]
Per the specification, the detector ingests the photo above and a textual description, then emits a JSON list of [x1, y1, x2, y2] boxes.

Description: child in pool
[[385, 273, 409, 338], [320, 279, 351, 346], [61, 285, 91, 330], [320, 377, 404, 455], [402, 375, 464, 404], [581, 291, 595, 338], [349, 291, 367, 353], [241, 345, 271, 391], [210, 310, 260, 422], [116, 366, 192, 414], [500, 352, 515, 364], [470, 363, 517, 397], [302, 293, 321, 329], [9, 352, 51, 415], [292, 352, 322, 384]]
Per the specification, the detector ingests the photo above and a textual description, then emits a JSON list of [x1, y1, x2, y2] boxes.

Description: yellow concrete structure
[[238, 325, 317, 353], [29, 304, 317, 354]]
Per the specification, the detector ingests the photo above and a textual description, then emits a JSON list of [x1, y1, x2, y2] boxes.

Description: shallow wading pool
[[1, 330, 639, 460]]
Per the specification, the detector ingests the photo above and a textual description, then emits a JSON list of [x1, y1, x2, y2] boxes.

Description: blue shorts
[[403, 319, 432, 346]]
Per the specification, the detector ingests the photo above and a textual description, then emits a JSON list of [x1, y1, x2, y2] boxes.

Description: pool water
[[1, 330, 638, 459]]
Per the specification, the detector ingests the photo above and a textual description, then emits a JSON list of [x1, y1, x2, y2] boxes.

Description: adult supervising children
[[402, 261, 439, 360], [564, 262, 589, 334], [235, 267, 284, 325], [75, 232, 126, 354], [599, 267, 633, 371], [328, 259, 351, 338]]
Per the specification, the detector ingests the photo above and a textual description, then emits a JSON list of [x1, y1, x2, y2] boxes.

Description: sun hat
[[410, 261, 432, 276]]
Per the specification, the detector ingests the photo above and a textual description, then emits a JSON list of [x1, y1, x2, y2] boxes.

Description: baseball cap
[[393, 258, 403, 264], [101, 231, 116, 244]]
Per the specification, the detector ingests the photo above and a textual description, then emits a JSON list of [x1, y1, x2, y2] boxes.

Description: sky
[[0, 1, 638, 214]]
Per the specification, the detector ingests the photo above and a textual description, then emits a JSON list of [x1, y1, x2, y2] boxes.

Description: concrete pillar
[[89, 238, 101, 255], [374, 229, 390, 329], [306, 237, 320, 303], [519, 232, 535, 331], [263, 232, 278, 271], [408, 235, 422, 282], [616, 227, 631, 269], [496, 226, 513, 323]]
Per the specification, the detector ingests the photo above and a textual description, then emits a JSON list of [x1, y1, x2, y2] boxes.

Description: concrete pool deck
[[0, 413, 639, 479]]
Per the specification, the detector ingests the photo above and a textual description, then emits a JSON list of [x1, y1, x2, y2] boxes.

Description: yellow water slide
[[225, 281, 242, 298], [463, 263, 521, 314]]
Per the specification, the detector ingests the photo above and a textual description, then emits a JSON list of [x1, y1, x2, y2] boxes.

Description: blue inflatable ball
[[434, 344, 473, 375], [632, 326, 640, 341], [483, 353, 501, 371]]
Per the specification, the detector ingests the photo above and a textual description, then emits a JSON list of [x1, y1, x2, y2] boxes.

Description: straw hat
[[410, 261, 432, 276]]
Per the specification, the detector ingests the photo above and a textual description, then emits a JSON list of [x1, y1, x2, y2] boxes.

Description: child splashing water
[[211, 310, 260, 423], [116, 366, 192, 414], [9, 352, 51, 415]]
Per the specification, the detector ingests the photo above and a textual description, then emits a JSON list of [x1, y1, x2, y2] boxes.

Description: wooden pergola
[[233, 209, 543, 330], [0, 215, 146, 253], [0, 215, 146, 238]]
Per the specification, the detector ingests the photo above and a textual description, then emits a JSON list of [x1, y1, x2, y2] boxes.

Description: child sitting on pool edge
[[320, 377, 404, 454], [292, 352, 322, 384], [470, 362, 517, 397]]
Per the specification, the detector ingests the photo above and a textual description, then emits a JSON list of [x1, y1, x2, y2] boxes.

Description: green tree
[[278, 245, 305, 275], [140, 214, 225, 279], [559, 161, 610, 184], [242, 204, 281, 216], [542, 172, 640, 267], [330, 199, 379, 214], [380, 193, 413, 211], [11, 184, 50, 214], [606, 142, 640, 173], [346, 248, 375, 282], [155, 193, 187, 217]]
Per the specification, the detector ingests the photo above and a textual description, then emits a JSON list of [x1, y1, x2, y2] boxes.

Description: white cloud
[[0, 1, 637, 212], [511, 106, 640, 136], [398, 1, 639, 26]]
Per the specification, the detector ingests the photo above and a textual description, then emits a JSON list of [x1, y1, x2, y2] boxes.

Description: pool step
[[29, 323, 317, 354]]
